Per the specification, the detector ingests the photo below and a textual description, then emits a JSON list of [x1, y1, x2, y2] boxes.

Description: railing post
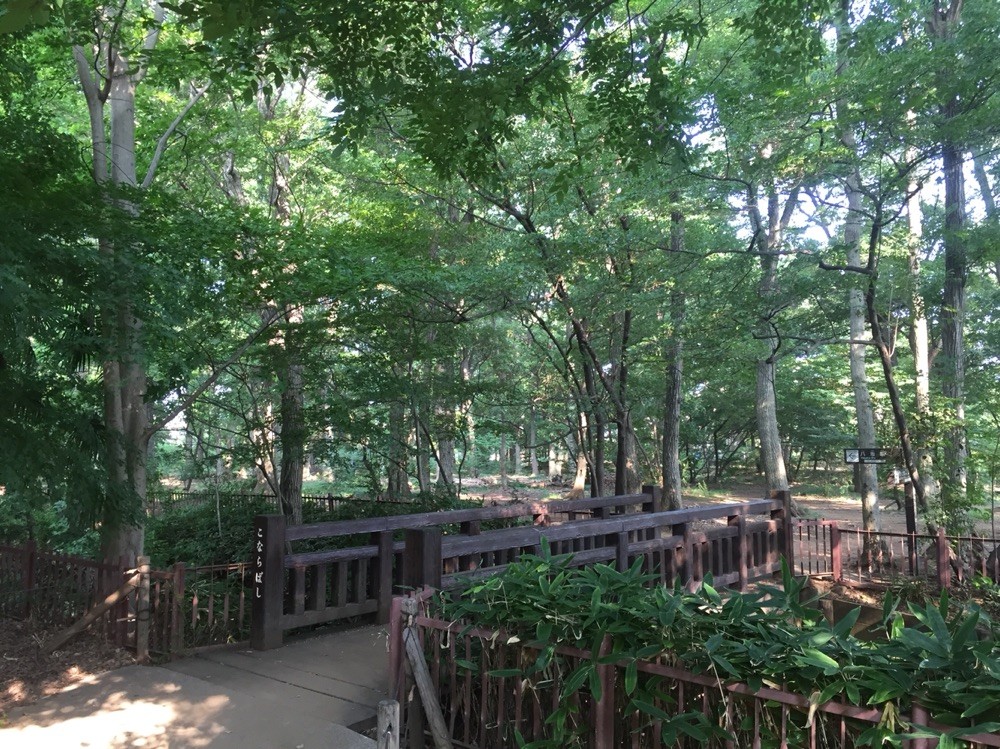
[[729, 514, 748, 591], [936, 527, 951, 591], [830, 523, 842, 582], [672, 520, 690, 588], [614, 531, 629, 573], [388, 595, 405, 699], [641, 484, 663, 513], [22, 540, 36, 619], [251, 514, 286, 650], [772, 490, 795, 573], [171, 562, 185, 658], [641, 484, 662, 541], [376, 530, 395, 625], [907, 702, 933, 749], [594, 634, 615, 748], [136, 556, 150, 663], [404, 528, 442, 591]]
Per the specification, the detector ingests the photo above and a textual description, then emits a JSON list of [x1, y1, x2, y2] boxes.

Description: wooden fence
[[389, 592, 1000, 748], [251, 491, 794, 649], [1, 543, 252, 659], [792, 521, 1000, 588], [0, 542, 130, 645]]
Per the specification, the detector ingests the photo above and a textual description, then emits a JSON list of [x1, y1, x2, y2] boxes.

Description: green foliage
[[144, 490, 480, 567], [438, 548, 1000, 745]]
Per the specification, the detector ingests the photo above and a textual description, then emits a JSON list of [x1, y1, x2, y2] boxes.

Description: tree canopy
[[1, 0, 999, 555]]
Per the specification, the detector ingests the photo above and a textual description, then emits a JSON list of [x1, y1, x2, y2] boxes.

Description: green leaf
[[797, 648, 840, 673], [961, 698, 999, 719], [624, 659, 638, 695], [633, 698, 673, 722]]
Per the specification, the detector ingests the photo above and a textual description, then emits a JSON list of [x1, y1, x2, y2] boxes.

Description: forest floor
[[5, 476, 999, 720], [0, 619, 135, 722]]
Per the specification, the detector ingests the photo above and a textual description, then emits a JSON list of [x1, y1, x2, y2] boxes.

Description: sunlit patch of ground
[[0, 618, 135, 718]]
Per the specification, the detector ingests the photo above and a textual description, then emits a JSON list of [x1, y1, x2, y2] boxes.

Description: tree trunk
[[499, 432, 508, 490], [971, 148, 1000, 283], [662, 203, 685, 511], [928, 0, 968, 531], [907, 130, 937, 513], [748, 185, 794, 495], [278, 314, 305, 525], [836, 4, 880, 532], [387, 400, 412, 500], [412, 396, 431, 494], [582, 360, 605, 496], [755, 358, 789, 492], [74, 15, 150, 564], [528, 405, 539, 476]]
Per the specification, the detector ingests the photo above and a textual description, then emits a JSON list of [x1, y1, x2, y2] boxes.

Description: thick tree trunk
[[930, 0, 969, 531], [76, 22, 150, 564], [836, 9, 881, 532], [940, 138, 969, 519], [278, 316, 305, 525], [748, 186, 794, 495], [755, 358, 789, 492]]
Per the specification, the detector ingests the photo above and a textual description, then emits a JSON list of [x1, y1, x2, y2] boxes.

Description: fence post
[[613, 531, 629, 573], [251, 514, 286, 650], [388, 596, 405, 699], [728, 514, 748, 591], [22, 540, 36, 619], [907, 702, 933, 749], [404, 528, 442, 591], [594, 634, 615, 748], [135, 556, 150, 663], [641, 485, 662, 542], [830, 523, 843, 582], [671, 520, 690, 588], [171, 562, 186, 658], [641, 484, 663, 514], [376, 530, 395, 625], [377, 699, 401, 749], [936, 527, 951, 591], [772, 490, 795, 573]]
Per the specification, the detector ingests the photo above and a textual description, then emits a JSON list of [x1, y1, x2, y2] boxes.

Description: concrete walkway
[[1, 625, 387, 748]]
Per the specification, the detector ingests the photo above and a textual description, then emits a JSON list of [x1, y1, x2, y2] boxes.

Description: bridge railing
[[250, 491, 793, 650]]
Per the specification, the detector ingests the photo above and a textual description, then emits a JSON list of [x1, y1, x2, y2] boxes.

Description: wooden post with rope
[[400, 596, 453, 749], [41, 569, 142, 655]]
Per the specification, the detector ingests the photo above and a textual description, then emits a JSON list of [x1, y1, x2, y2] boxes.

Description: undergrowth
[[437, 542, 1000, 747]]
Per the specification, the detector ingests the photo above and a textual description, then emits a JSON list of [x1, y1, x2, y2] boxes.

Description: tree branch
[[144, 310, 282, 439], [141, 82, 211, 189]]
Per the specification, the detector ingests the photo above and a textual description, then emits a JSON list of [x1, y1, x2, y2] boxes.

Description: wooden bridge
[[250, 489, 795, 650]]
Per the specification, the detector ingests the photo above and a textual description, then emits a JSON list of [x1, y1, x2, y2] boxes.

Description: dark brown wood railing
[[251, 493, 793, 649]]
